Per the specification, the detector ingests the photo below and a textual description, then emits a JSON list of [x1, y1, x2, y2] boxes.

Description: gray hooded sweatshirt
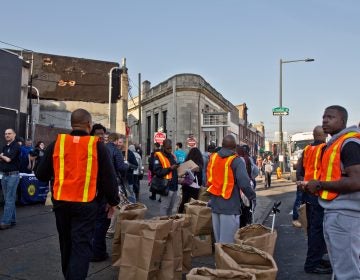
[[318, 125, 360, 218], [209, 148, 256, 215]]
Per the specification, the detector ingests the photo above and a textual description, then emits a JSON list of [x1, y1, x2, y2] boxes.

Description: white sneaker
[[292, 220, 302, 228]]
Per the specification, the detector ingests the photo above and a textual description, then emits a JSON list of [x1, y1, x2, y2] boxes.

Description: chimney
[[142, 80, 151, 94]]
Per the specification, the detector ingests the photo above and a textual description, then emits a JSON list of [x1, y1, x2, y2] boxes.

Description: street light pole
[[108, 66, 121, 130], [278, 58, 314, 172]]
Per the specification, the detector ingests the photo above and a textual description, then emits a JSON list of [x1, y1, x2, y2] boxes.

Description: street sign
[[272, 107, 289, 116], [187, 137, 197, 148], [154, 132, 166, 144]]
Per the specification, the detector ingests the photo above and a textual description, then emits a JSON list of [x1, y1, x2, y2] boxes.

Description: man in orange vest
[[152, 139, 179, 216], [207, 135, 256, 243], [296, 126, 331, 274], [36, 109, 120, 280], [303, 105, 360, 279]]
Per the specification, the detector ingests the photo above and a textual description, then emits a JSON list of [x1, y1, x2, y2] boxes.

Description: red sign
[[187, 137, 197, 148], [154, 132, 166, 144]]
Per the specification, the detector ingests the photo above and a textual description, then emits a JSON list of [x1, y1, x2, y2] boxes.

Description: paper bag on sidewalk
[[215, 243, 278, 280], [186, 267, 256, 280], [153, 215, 184, 280], [178, 160, 199, 177], [184, 199, 212, 235], [191, 234, 213, 257], [180, 214, 193, 273], [198, 186, 211, 202], [234, 224, 277, 256], [112, 203, 147, 265], [298, 203, 307, 233], [118, 219, 172, 280]]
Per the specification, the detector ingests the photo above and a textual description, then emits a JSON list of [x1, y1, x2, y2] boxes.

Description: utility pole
[[138, 73, 142, 148]]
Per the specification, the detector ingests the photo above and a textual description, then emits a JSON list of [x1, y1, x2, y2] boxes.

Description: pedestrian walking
[[296, 125, 332, 274], [207, 135, 256, 243], [0, 128, 21, 230], [178, 147, 203, 213], [148, 142, 161, 201], [35, 109, 120, 280], [153, 139, 179, 216], [262, 155, 274, 188], [303, 105, 360, 280]]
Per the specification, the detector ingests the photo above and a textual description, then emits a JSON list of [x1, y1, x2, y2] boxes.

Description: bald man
[[296, 126, 331, 274], [0, 128, 21, 230], [207, 135, 256, 243], [36, 109, 120, 279]]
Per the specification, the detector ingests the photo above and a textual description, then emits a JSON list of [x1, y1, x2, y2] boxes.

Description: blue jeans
[[1, 174, 20, 225], [292, 188, 303, 220]]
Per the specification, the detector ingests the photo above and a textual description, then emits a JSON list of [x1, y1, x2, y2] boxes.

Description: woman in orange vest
[[152, 139, 179, 216], [35, 109, 120, 280], [207, 135, 256, 243], [303, 106, 360, 279]]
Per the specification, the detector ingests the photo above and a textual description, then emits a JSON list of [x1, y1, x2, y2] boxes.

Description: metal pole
[[138, 73, 142, 147], [173, 79, 177, 149], [279, 59, 283, 172]]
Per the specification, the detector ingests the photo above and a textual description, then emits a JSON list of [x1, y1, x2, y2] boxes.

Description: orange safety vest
[[302, 143, 326, 181], [206, 153, 237, 199], [319, 132, 360, 201], [155, 151, 173, 179], [53, 134, 99, 202]]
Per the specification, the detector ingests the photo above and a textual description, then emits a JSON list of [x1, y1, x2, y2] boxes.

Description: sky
[[1, 0, 359, 140]]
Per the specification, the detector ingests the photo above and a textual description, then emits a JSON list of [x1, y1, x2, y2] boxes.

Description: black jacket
[[153, 151, 178, 192]]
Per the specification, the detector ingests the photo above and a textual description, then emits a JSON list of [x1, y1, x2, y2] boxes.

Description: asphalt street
[[0, 175, 322, 280]]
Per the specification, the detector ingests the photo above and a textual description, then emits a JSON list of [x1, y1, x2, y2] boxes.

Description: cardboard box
[[178, 160, 199, 177]]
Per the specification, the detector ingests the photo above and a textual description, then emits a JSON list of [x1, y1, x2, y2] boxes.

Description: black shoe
[[90, 253, 109, 262], [0, 223, 11, 230], [158, 198, 162, 203], [320, 259, 331, 268], [305, 265, 332, 274], [149, 196, 156, 200]]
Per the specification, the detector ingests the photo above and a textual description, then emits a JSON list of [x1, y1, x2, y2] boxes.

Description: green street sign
[[272, 107, 289, 116]]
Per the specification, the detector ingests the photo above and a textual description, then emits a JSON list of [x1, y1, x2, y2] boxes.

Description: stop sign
[[187, 137, 197, 148], [154, 132, 166, 144]]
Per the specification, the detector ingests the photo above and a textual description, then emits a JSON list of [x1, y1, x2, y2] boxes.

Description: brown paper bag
[[198, 186, 211, 202], [234, 224, 277, 256], [192, 234, 213, 257], [185, 199, 212, 236], [118, 219, 173, 280], [154, 215, 184, 280], [215, 243, 278, 280], [186, 267, 256, 280], [178, 160, 199, 177], [111, 203, 147, 265], [180, 214, 193, 273], [298, 203, 307, 233]]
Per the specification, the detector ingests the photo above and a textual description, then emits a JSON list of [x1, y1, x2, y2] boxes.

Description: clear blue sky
[[1, 0, 359, 139]]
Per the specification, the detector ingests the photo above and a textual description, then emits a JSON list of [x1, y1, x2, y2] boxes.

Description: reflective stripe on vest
[[206, 153, 237, 199], [155, 151, 173, 179], [303, 143, 326, 181], [53, 134, 99, 202], [319, 132, 360, 201]]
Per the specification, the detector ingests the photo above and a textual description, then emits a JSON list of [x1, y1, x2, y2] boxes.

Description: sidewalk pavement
[[0, 176, 288, 279]]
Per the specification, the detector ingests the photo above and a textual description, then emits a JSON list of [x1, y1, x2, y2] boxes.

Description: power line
[[0, 39, 32, 52]]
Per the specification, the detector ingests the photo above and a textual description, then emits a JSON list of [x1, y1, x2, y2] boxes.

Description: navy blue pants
[[54, 200, 98, 280], [92, 201, 111, 259], [303, 193, 327, 271]]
